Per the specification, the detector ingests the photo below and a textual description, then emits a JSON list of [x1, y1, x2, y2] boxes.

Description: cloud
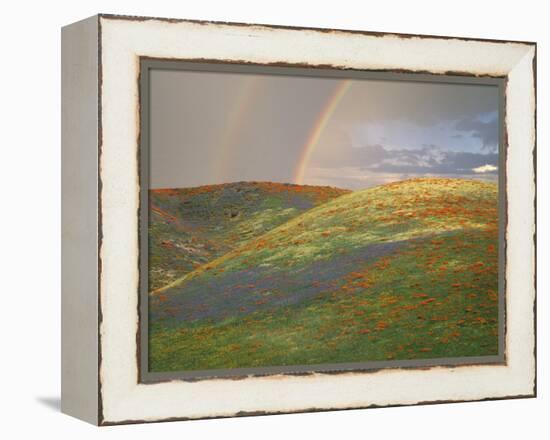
[[472, 164, 498, 173], [307, 141, 500, 189], [312, 139, 499, 174], [351, 144, 498, 176], [454, 114, 498, 152]]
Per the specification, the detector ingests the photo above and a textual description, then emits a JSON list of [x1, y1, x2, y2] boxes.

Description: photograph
[[145, 67, 502, 373], [1, 0, 540, 434]]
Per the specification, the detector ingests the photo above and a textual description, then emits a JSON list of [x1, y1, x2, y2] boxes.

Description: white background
[[0, 0, 546, 437]]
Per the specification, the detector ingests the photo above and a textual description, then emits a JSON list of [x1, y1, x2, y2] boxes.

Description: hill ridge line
[[149, 187, 355, 295], [149, 177, 497, 295]]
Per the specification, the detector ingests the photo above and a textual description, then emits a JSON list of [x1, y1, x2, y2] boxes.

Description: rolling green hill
[[149, 178, 499, 372], [149, 182, 349, 291]]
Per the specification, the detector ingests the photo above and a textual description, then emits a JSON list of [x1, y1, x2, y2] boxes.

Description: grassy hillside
[[149, 182, 349, 291], [149, 178, 499, 372]]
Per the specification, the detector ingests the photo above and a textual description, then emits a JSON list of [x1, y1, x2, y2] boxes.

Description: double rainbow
[[214, 78, 352, 185]]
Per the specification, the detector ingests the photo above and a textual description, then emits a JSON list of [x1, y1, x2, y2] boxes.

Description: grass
[[148, 178, 499, 372], [149, 181, 349, 291]]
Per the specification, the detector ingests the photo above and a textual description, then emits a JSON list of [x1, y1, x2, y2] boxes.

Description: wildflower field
[[148, 178, 499, 372]]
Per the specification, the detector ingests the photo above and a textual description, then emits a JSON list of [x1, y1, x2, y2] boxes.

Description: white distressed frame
[[97, 15, 536, 424]]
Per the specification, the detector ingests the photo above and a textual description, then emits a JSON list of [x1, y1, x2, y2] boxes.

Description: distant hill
[[150, 178, 499, 372], [149, 182, 349, 291]]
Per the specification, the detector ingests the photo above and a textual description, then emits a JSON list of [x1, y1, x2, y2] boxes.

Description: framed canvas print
[[61, 14, 537, 425]]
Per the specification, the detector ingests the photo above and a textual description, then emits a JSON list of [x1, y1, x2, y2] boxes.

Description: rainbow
[[294, 80, 352, 184], [213, 76, 261, 182]]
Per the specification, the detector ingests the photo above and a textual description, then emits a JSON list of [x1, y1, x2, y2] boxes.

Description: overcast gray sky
[[149, 69, 499, 190]]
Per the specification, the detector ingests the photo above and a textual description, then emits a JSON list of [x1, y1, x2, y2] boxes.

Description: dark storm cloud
[[312, 139, 498, 176], [342, 80, 499, 128], [350, 144, 498, 175], [455, 114, 499, 152]]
